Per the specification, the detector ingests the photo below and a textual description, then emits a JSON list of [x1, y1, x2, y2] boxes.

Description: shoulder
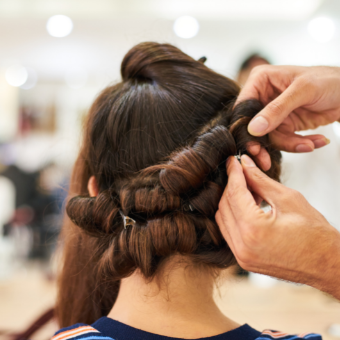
[[52, 323, 114, 340], [256, 330, 322, 340]]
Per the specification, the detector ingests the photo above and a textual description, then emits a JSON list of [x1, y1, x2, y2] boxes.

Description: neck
[[108, 256, 239, 339]]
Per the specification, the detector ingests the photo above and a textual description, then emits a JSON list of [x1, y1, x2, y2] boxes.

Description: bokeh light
[[20, 68, 38, 90], [173, 16, 199, 39], [46, 15, 73, 38], [308, 17, 335, 43], [5, 65, 28, 87]]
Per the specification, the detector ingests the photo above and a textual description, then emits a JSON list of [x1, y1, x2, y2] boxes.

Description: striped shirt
[[52, 317, 322, 340]]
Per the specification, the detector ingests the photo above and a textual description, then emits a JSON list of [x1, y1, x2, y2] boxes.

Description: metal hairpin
[[198, 56, 207, 64], [234, 151, 242, 163], [183, 203, 194, 212], [119, 210, 136, 229]]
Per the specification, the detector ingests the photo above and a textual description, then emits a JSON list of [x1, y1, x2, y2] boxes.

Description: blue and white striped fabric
[[53, 322, 322, 340], [52, 324, 114, 340], [257, 330, 321, 340]]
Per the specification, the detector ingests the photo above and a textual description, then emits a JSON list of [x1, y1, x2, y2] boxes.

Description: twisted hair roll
[[57, 42, 281, 327]]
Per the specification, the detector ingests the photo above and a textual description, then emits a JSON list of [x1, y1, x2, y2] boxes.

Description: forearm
[[311, 227, 340, 301]]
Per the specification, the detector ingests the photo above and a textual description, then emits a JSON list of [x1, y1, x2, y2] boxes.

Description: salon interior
[[0, 0, 340, 339]]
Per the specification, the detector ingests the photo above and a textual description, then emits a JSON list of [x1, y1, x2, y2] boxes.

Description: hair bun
[[121, 42, 197, 82], [66, 190, 121, 237]]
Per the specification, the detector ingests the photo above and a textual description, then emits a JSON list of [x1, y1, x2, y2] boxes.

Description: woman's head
[[57, 42, 281, 326]]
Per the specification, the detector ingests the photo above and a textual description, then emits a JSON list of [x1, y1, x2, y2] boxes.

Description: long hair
[[56, 42, 281, 327]]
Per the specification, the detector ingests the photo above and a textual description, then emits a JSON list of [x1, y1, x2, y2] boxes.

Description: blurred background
[[1, 0, 340, 339]]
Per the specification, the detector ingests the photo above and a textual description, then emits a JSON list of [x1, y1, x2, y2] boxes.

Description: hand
[[215, 155, 340, 300], [240, 66, 340, 169]]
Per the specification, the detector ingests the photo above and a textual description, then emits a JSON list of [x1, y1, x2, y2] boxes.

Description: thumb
[[240, 155, 285, 206], [248, 79, 313, 136]]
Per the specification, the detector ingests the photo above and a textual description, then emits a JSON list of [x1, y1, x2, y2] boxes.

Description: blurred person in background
[[236, 53, 270, 87], [53, 42, 323, 340], [1, 161, 64, 266]]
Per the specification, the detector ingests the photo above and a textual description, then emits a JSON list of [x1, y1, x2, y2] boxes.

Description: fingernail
[[295, 144, 313, 153], [248, 116, 269, 135], [241, 154, 256, 167], [313, 138, 330, 149]]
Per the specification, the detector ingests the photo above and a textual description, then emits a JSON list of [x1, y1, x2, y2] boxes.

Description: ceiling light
[[173, 16, 199, 39], [20, 68, 38, 90], [5, 65, 28, 87], [46, 15, 73, 38], [308, 17, 335, 43]]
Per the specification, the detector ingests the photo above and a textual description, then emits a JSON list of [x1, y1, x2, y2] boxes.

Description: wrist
[[312, 226, 340, 300]]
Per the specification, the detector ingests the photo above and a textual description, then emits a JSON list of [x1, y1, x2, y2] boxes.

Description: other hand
[[242, 66, 340, 169], [215, 155, 340, 300]]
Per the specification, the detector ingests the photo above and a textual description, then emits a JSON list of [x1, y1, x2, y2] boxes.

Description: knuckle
[[226, 187, 237, 201], [267, 100, 284, 116], [248, 65, 270, 80], [251, 64, 270, 75]]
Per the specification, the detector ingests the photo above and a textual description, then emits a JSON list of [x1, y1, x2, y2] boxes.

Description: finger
[[247, 142, 261, 156], [240, 154, 286, 207], [215, 209, 238, 254], [270, 131, 329, 153], [216, 187, 245, 256], [308, 135, 330, 149], [247, 143, 272, 172], [235, 65, 271, 105], [255, 147, 271, 171], [225, 157, 260, 220], [236, 85, 260, 106], [248, 80, 315, 136]]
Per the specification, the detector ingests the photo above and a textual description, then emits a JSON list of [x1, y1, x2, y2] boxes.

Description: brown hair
[[56, 42, 281, 327]]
